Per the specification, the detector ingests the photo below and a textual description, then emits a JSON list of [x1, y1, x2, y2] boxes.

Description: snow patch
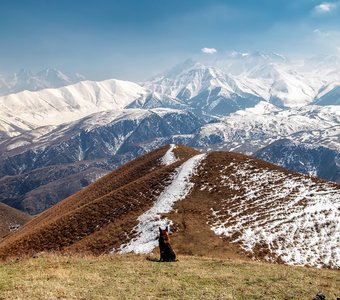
[[210, 162, 340, 268], [118, 153, 206, 254], [161, 144, 178, 166]]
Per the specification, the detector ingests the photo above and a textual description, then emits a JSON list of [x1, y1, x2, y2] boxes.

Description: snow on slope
[[0, 108, 196, 154], [239, 64, 320, 107], [144, 60, 239, 100], [195, 102, 340, 153], [144, 54, 329, 109], [209, 160, 340, 268], [0, 79, 147, 137], [0, 113, 38, 138], [161, 144, 178, 166], [118, 153, 206, 254]]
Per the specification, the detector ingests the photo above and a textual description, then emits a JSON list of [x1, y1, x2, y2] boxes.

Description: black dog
[[159, 226, 177, 262]]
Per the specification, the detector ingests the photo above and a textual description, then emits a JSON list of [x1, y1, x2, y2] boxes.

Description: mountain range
[[0, 145, 338, 269], [0, 52, 339, 214], [0, 68, 85, 96]]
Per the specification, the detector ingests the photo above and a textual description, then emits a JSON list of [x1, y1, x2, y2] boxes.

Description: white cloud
[[201, 47, 217, 54], [315, 2, 336, 13]]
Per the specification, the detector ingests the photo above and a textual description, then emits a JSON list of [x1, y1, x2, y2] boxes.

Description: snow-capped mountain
[[143, 59, 262, 116], [142, 52, 334, 110], [212, 51, 290, 75], [0, 109, 203, 214], [0, 79, 147, 138], [0, 68, 85, 96], [193, 102, 340, 153], [0, 52, 339, 215], [254, 139, 340, 182], [1, 52, 339, 140]]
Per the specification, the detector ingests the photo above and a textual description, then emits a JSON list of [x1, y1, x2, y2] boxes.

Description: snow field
[[209, 161, 340, 268]]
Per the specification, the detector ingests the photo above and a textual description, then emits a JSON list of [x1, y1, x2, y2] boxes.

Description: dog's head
[[159, 226, 170, 243]]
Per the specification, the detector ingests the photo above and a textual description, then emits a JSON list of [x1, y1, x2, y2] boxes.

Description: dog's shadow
[[146, 255, 179, 263]]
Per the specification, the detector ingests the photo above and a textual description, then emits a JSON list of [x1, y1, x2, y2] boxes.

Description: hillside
[[0, 254, 339, 300], [0, 202, 30, 238], [0, 145, 198, 258], [0, 145, 338, 269], [193, 103, 339, 155], [254, 139, 340, 182]]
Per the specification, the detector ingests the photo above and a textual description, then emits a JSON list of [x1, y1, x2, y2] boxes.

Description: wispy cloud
[[314, 2, 336, 13], [201, 47, 217, 54]]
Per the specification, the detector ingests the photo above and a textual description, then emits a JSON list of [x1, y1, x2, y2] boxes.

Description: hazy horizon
[[1, 0, 340, 81]]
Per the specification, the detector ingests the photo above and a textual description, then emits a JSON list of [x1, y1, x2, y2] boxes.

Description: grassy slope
[[0, 203, 30, 239], [0, 254, 338, 300], [0, 145, 199, 260]]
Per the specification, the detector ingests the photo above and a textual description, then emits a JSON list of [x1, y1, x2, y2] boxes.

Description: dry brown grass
[[0, 145, 198, 260], [0, 203, 30, 239], [0, 147, 338, 269], [0, 254, 338, 300]]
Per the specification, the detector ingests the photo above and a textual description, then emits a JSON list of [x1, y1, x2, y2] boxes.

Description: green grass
[[0, 254, 338, 299]]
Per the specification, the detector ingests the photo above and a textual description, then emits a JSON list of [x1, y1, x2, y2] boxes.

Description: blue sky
[[0, 0, 339, 80]]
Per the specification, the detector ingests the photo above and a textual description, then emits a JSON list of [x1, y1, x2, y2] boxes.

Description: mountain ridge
[[0, 68, 85, 96], [1, 53, 340, 138], [0, 145, 338, 269], [0, 79, 147, 138]]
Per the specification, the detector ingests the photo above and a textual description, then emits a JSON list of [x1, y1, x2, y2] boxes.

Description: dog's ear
[[159, 227, 162, 234]]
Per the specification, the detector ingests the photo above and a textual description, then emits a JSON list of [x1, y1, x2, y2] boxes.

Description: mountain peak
[[160, 58, 204, 79]]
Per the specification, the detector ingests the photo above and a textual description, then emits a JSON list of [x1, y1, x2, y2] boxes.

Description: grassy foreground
[[0, 254, 338, 300]]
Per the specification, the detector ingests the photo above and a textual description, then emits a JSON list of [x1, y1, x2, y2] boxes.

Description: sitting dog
[[159, 226, 177, 262]]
